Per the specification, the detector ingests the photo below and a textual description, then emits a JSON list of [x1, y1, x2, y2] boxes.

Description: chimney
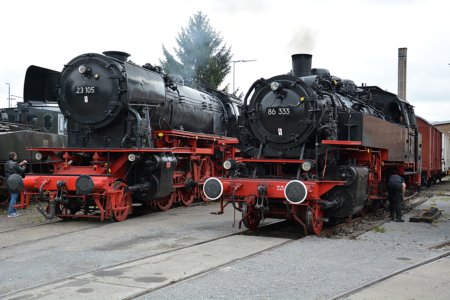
[[292, 54, 312, 77], [398, 48, 407, 99]]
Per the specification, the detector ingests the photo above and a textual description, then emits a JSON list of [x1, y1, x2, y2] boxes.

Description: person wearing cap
[[5, 152, 27, 217], [387, 170, 406, 222]]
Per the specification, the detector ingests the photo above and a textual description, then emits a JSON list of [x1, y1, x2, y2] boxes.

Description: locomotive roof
[[432, 120, 450, 126], [361, 85, 412, 106], [416, 115, 434, 126]]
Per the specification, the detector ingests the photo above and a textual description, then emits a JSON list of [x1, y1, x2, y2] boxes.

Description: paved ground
[[0, 202, 254, 297], [6, 235, 289, 300], [1, 181, 450, 299], [344, 254, 450, 300], [138, 183, 450, 300]]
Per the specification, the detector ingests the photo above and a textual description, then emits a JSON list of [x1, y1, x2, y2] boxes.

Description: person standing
[[387, 171, 406, 222], [5, 152, 27, 217]]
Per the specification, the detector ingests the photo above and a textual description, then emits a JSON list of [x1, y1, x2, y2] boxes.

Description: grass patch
[[373, 226, 386, 233]]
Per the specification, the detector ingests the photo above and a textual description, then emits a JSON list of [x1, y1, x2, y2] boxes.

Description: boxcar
[[417, 116, 443, 186]]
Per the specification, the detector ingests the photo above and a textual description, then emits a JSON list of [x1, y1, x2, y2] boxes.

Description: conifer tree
[[161, 12, 232, 90]]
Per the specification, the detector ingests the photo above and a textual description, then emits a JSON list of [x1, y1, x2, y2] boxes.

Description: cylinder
[[292, 54, 312, 77]]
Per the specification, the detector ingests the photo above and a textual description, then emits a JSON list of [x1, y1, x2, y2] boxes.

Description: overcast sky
[[1, 0, 449, 121]]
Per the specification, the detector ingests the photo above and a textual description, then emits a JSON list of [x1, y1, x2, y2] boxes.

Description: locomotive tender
[[204, 54, 421, 234], [11, 51, 239, 221]]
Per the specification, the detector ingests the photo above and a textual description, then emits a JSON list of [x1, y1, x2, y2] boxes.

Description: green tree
[[161, 11, 232, 90]]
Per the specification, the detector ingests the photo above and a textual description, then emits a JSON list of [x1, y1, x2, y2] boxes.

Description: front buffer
[[204, 177, 346, 235], [22, 174, 131, 221]]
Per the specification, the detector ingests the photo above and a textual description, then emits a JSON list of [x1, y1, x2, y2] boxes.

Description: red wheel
[[199, 157, 214, 181], [306, 203, 324, 235], [199, 186, 211, 203], [178, 188, 195, 206], [155, 192, 176, 211], [198, 157, 214, 203], [112, 182, 132, 222], [242, 203, 261, 230], [177, 169, 196, 207]]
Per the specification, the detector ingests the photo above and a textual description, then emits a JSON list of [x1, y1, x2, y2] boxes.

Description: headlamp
[[270, 81, 281, 91], [302, 160, 313, 172], [35, 152, 43, 161]]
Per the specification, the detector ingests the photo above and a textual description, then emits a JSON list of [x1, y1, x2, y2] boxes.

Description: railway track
[[128, 193, 435, 299], [0, 188, 438, 299], [319, 191, 431, 239], [2, 218, 289, 299], [0, 200, 212, 250], [331, 248, 450, 299], [0, 202, 267, 297]]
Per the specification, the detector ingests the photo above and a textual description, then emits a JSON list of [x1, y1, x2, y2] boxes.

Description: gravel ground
[[0, 202, 60, 233], [140, 181, 450, 300]]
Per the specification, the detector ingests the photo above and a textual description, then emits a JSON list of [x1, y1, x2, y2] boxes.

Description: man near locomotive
[[5, 152, 27, 217], [387, 170, 406, 222]]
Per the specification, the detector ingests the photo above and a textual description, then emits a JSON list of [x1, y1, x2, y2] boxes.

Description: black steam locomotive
[[14, 51, 239, 221], [204, 54, 420, 234], [25, 51, 238, 148], [239, 54, 416, 159]]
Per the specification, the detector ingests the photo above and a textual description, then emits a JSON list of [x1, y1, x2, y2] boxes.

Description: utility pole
[[231, 59, 256, 93], [5, 83, 10, 108], [11, 94, 23, 107]]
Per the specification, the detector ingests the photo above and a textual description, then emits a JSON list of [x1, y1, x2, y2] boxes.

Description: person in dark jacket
[[387, 170, 406, 222], [5, 152, 27, 217]]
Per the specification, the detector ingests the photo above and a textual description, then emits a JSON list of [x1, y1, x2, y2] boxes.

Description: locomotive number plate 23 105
[[75, 86, 97, 95], [266, 107, 291, 116]]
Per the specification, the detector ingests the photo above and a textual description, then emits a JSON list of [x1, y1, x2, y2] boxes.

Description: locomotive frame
[[18, 130, 237, 221], [207, 138, 419, 235]]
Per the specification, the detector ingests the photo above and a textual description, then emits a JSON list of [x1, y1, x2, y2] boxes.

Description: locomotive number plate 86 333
[[75, 86, 97, 95], [266, 107, 291, 116]]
